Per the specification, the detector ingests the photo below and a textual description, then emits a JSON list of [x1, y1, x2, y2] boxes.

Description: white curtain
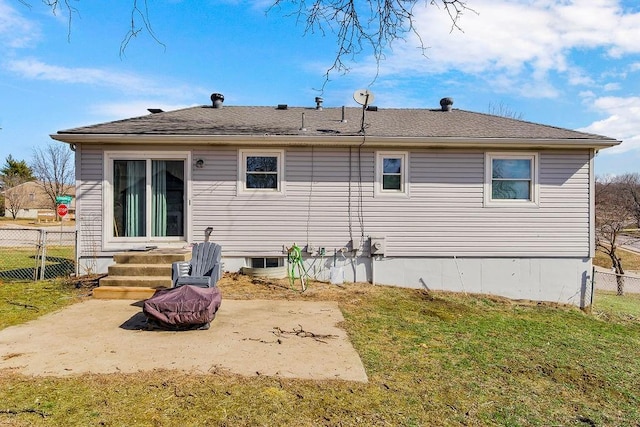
[[152, 160, 167, 237], [125, 161, 145, 237]]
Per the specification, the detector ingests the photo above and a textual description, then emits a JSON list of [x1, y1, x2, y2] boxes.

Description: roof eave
[[50, 133, 622, 149]]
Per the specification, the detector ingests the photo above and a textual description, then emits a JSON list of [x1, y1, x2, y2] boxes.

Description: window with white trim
[[376, 151, 408, 196], [239, 149, 283, 193], [104, 151, 189, 245], [485, 153, 538, 206]]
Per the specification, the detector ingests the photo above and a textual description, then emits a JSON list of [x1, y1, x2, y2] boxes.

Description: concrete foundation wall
[[86, 254, 591, 307], [218, 255, 592, 307], [369, 256, 592, 307]]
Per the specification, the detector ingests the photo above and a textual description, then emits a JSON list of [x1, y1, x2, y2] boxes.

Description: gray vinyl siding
[[190, 147, 591, 258], [76, 145, 104, 257], [377, 150, 590, 257], [73, 145, 590, 259], [191, 147, 373, 255]]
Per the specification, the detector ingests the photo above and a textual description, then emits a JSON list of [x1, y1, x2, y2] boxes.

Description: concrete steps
[[107, 264, 172, 277], [96, 248, 191, 300], [99, 275, 173, 288], [93, 286, 159, 300]]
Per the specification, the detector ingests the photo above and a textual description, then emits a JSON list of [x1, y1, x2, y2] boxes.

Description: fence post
[[39, 230, 47, 281], [590, 266, 595, 308], [33, 230, 44, 281], [75, 230, 79, 277]]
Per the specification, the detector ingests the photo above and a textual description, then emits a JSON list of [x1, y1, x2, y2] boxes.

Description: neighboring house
[[2, 180, 76, 220], [51, 94, 620, 307]]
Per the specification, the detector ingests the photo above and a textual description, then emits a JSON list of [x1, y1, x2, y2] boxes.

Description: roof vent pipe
[[440, 97, 454, 112], [211, 93, 225, 108], [300, 112, 307, 131], [315, 97, 323, 110], [341, 106, 347, 123]]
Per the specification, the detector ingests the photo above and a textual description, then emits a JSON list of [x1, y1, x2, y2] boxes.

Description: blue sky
[[1, 0, 639, 176]]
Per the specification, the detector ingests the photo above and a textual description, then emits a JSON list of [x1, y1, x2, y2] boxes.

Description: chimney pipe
[[315, 97, 323, 110], [300, 112, 307, 131], [440, 97, 454, 112], [211, 93, 225, 108]]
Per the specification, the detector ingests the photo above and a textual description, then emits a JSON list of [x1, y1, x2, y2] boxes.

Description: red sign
[[57, 204, 68, 217]]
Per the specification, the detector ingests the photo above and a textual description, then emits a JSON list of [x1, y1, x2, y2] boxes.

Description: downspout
[[371, 255, 376, 286]]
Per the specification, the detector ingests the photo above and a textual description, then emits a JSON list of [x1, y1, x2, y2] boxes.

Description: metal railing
[[0, 227, 76, 281]]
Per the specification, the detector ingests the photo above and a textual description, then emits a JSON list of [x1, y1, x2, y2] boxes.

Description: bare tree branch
[[26, 0, 474, 85], [595, 174, 640, 295], [120, 0, 166, 57], [30, 143, 75, 218], [488, 101, 524, 120], [39, 0, 79, 42], [3, 178, 31, 219], [268, 0, 475, 90]]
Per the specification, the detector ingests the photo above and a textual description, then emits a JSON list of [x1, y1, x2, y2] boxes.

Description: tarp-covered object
[[143, 285, 222, 330]]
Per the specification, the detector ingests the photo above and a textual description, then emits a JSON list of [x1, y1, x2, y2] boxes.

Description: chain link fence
[[593, 269, 640, 295], [0, 227, 76, 281]]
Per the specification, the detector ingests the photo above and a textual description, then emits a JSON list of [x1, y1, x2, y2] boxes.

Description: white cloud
[[578, 96, 640, 153], [351, 0, 640, 97], [579, 90, 596, 99], [603, 82, 621, 91], [0, 0, 40, 48], [5, 57, 207, 99], [7, 57, 145, 87], [90, 101, 198, 121]]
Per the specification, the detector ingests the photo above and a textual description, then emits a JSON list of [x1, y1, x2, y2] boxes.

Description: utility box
[[370, 237, 386, 256]]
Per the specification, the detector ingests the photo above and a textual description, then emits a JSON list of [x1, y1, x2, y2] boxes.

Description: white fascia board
[[50, 133, 622, 150]]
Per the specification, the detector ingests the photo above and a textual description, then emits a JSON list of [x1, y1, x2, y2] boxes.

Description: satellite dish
[[353, 89, 375, 106]]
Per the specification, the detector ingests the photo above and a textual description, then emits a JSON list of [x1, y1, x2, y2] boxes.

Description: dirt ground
[[0, 275, 370, 382]]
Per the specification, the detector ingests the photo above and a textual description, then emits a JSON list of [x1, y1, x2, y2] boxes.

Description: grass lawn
[[0, 277, 639, 426], [594, 247, 640, 271], [0, 217, 75, 227], [0, 246, 74, 270], [593, 291, 640, 319], [0, 279, 85, 329], [0, 246, 75, 282]]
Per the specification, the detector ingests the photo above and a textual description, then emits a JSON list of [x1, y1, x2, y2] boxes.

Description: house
[[2, 180, 76, 220], [51, 94, 620, 307]]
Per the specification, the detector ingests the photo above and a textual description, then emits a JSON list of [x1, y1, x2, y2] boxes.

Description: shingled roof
[[53, 104, 620, 148]]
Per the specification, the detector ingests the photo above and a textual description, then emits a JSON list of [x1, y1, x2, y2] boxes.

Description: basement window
[[250, 257, 281, 268]]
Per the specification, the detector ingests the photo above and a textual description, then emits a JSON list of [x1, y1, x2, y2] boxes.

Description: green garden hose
[[287, 244, 308, 291]]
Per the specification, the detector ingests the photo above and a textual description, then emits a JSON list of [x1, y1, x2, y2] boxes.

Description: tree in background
[[595, 175, 639, 295], [487, 102, 524, 120], [1, 155, 36, 219], [618, 173, 640, 227], [3, 181, 30, 219], [30, 144, 74, 215], [1, 155, 35, 183]]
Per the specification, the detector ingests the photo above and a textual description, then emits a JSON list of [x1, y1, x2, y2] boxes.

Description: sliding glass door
[[112, 158, 185, 240]]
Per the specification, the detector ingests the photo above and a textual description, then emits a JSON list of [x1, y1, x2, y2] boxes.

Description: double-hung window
[[485, 153, 538, 206], [376, 151, 408, 196], [239, 149, 283, 193]]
